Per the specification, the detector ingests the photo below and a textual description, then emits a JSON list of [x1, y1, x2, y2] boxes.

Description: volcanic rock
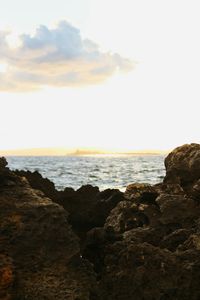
[[164, 143, 200, 187], [156, 194, 199, 226], [14, 171, 124, 239], [0, 157, 7, 170], [58, 186, 124, 238], [125, 182, 159, 203], [0, 159, 98, 300], [14, 169, 60, 201]]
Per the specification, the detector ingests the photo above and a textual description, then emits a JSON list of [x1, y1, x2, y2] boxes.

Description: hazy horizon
[[0, 146, 169, 156]]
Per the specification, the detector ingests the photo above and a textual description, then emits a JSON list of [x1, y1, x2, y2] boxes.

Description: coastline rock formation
[[14, 170, 124, 240], [83, 143, 200, 299], [0, 160, 98, 299], [1, 143, 200, 299]]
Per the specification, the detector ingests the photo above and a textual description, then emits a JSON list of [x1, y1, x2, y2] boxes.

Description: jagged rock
[[59, 186, 124, 238], [160, 229, 192, 251], [104, 201, 150, 233], [14, 170, 124, 239], [0, 157, 7, 170], [58, 185, 99, 232], [164, 143, 200, 186], [125, 182, 158, 203], [123, 226, 167, 247], [187, 179, 200, 201], [82, 226, 121, 274], [91, 189, 124, 228], [91, 144, 200, 299], [98, 241, 192, 300], [0, 161, 99, 299], [156, 194, 200, 226], [154, 182, 185, 196], [177, 233, 200, 251], [105, 183, 160, 234], [14, 169, 60, 202]]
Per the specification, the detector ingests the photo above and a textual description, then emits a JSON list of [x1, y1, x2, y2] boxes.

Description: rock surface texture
[[0, 159, 98, 300], [1, 143, 200, 299]]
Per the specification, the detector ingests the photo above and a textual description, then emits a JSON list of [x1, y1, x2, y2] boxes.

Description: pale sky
[[0, 0, 199, 153]]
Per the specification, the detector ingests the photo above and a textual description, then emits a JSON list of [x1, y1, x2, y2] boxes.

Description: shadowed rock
[[164, 143, 200, 187], [58, 186, 124, 239], [14, 169, 124, 239], [0, 157, 7, 170], [86, 144, 200, 299], [14, 169, 60, 201], [0, 159, 99, 300]]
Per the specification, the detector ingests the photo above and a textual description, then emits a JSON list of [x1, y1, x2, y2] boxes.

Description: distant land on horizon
[[0, 147, 169, 156]]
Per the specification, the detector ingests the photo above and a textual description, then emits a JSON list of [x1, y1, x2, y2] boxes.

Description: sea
[[6, 155, 166, 192]]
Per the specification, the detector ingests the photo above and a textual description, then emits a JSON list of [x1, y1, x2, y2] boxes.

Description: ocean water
[[6, 155, 166, 191]]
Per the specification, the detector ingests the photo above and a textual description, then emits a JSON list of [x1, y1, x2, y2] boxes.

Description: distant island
[[71, 149, 167, 156], [0, 147, 168, 156]]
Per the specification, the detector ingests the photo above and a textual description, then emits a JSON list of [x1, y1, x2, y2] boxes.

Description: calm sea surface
[[6, 155, 166, 191]]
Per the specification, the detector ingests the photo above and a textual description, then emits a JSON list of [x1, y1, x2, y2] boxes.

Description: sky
[[0, 0, 199, 154]]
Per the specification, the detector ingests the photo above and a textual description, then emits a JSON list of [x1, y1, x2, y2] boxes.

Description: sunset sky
[[0, 0, 199, 154]]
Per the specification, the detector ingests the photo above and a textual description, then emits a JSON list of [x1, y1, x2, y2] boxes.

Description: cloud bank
[[0, 21, 133, 92]]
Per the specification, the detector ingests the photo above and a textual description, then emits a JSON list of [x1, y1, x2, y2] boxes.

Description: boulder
[[125, 182, 158, 203], [156, 194, 200, 227], [164, 143, 200, 186], [104, 201, 150, 233], [98, 241, 191, 300], [0, 159, 99, 299]]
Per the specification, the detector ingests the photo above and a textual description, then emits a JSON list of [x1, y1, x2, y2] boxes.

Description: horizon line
[[0, 147, 170, 156]]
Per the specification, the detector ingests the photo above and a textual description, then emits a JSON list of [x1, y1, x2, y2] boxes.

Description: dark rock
[[164, 143, 200, 186], [98, 241, 188, 300], [14, 169, 124, 240], [177, 233, 200, 251], [156, 194, 200, 227], [0, 254, 14, 300], [160, 229, 192, 251], [105, 183, 161, 234], [0, 159, 99, 299], [123, 226, 168, 247], [0, 157, 7, 170], [59, 186, 124, 238], [104, 200, 150, 233], [58, 185, 99, 233], [154, 182, 185, 196], [82, 226, 121, 274], [14, 169, 59, 202], [187, 179, 200, 201], [125, 182, 159, 204]]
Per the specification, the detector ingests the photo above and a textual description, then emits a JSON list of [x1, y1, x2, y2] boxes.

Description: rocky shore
[[1, 143, 200, 299]]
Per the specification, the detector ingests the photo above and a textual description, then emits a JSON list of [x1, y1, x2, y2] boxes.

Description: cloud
[[0, 21, 134, 92]]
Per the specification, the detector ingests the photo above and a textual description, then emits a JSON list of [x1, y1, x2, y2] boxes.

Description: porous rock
[[164, 143, 200, 186], [0, 158, 98, 300]]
